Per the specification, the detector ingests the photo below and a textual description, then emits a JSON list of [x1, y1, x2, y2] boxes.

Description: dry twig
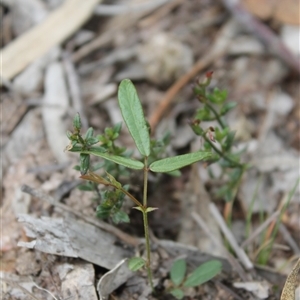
[[63, 51, 88, 130], [241, 211, 280, 249], [191, 211, 249, 281], [220, 0, 300, 73], [148, 20, 237, 132], [209, 203, 254, 271]]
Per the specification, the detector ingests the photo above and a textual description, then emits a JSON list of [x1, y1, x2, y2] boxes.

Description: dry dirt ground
[[1, 0, 299, 299]]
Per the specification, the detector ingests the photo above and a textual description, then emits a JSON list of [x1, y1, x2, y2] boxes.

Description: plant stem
[[205, 102, 226, 129], [202, 134, 244, 168], [143, 157, 148, 207], [142, 156, 154, 289], [143, 210, 154, 290]]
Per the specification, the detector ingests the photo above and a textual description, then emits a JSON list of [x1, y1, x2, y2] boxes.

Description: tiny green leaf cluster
[[190, 72, 247, 202], [169, 259, 222, 299]]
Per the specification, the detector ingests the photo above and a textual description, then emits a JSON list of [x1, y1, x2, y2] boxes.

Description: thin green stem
[[142, 156, 154, 289], [118, 186, 143, 208], [202, 134, 244, 168], [205, 102, 226, 129], [143, 210, 154, 290], [143, 157, 148, 207]]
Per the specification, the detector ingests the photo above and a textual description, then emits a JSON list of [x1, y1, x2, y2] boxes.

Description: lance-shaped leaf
[[77, 149, 144, 170], [118, 79, 150, 157], [170, 259, 187, 286], [149, 151, 212, 173], [128, 257, 145, 271], [183, 260, 222, 287]]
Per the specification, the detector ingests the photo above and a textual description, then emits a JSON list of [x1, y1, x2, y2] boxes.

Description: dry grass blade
[[209, 203, 254, 271], [220, 0, 300, 73], [191, 211, 249, 281], [241, 211, 280, 248], [94, 0, 172, 16]]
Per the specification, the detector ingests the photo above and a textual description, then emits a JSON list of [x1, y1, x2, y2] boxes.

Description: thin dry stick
[[72, 31, 113, 62], [264, 194, 287, 243], [21, 184, 139, 247], [241, 211, 280, 249], [31, 280, 59, 300], [209, 203, 254, 271], [62, 51, 88, 130], [214, 280, 244, 300], [148, 20, 237, 132], [279, 224, 300, 255], [220, 0, 300, 74], [191, 211, 249, 281], [94, 0, 172, 16]]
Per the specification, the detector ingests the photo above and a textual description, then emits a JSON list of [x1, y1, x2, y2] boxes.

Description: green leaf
[[118, 79, 150, 156], [86, 137, 99, 145], [190, 123, 205, 136], [96, 204, 111, 219], [128, 257, 145, 271], [196, 106, 212, 121], [77, 183, 95, 191], [223, 130, 236, 151], [132, 206, 144, 213], [113, 122, 122, 134], [112, 211, 130, 224], [220, 102, 237, 115], [170, 259, 186, 286], [80, 153, 90, 175], [106, 172, 122, 189], [149, 151, 212, 173], [169, 288, 184, 300], [79, 149, 144, 170], [166, 170, 181, 177], [66, 130, 73, 140], [73, 113, 81, 130], [84, 127, 94, 139], [183, 260, 222, 287], [145, 207, 158, 213], [208, 88, 227, 104]]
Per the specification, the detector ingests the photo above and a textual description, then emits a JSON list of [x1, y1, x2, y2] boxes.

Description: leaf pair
[[77, 147, 212, 173], [109, 79, 213, 171], [70, 79, 212, 173], [169, 259, 222, 299]]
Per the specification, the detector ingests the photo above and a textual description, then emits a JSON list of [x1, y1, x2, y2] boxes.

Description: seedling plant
[[168, 259, 222, 299], [190, 72, 248, 203], [190, 73, 300, 270], [66, 79, 220, 289]]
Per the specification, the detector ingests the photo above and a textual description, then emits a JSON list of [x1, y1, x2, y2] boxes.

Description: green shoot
[[168, 259, 222, 299], [66, 79, 213, 289], [190, 72, 248, 204]]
